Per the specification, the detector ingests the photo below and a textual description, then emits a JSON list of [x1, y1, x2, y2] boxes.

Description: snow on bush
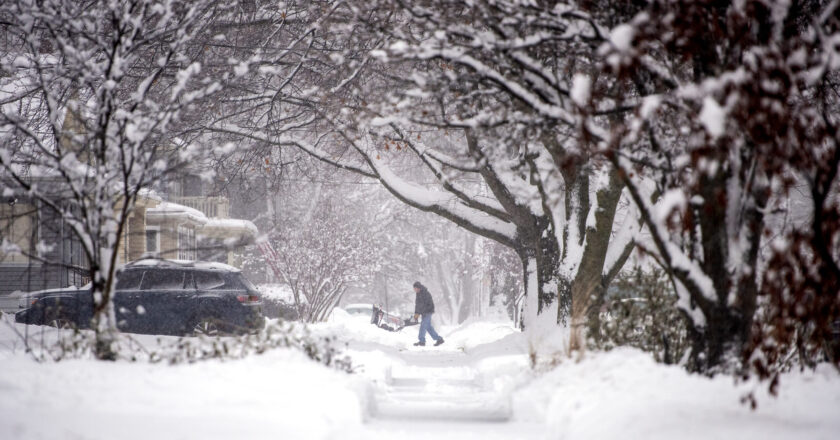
[[3, 315, 351, 372], [512, 347, 840, 440]]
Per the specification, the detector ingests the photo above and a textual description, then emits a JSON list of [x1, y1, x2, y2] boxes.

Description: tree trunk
[[568, 169, 624, 351], [683, 306, 747, 373], [458, 234, 477, 323], [489, 246, 521, 321], [91, 277, 117, 361]]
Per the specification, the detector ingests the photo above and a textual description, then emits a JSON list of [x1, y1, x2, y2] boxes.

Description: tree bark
[[568, 168, 624, 351]]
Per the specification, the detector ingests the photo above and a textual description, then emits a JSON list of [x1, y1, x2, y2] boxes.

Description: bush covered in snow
[[590, 268, 689, 366], [6, 315, 352, 372], [257, 285, 299, 321]]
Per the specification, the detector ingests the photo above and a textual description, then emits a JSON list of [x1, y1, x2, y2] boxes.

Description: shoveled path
[[340, 343, 545, 440]]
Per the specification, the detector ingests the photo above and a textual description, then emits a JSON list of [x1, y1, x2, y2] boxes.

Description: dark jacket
[[414, 286, 435, 315]]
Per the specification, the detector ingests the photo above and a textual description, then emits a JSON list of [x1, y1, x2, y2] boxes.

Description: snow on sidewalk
[[1, 311, 838, 440], [0, 320, 364, 440], [373, 352, 510, 422], [324, 313, 840, 440], [326, 318, 545, 440]]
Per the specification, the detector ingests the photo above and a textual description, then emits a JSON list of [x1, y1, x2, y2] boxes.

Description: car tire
[[49, 318, 75, 330], [192, 317, 221, 337]]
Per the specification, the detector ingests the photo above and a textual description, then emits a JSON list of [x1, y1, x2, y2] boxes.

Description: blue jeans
[[418, 314, 441, 344]]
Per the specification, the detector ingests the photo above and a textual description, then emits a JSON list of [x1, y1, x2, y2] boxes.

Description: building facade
[[0, 192, 256, 296]]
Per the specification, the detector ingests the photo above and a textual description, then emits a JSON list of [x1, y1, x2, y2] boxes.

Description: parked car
[[15, 259, 264, 336], [344, 303, 375, 317]]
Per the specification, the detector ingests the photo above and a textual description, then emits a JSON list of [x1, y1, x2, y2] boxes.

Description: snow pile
[[3, 312, 838, 440], [0, 350, 363, 440], [442, 318, 521, 353], [0, 321, 364, 440], [512, 347, 840, 440], [318, 306, 415, 349]]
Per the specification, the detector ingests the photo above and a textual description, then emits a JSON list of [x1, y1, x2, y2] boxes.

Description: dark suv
[[15, 259, 264, 336]]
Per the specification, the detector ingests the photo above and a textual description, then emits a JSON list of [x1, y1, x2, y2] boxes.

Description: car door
[[113, 269, 145, 333], [173, 271, 197, 334], [193, 270, 238, 328], [193, 270, 228, 310], [138, 269, 186, 335]]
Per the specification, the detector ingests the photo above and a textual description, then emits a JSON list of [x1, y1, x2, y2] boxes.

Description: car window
[[115, 270, 143, 290], [232, 273, 257, 291], [195, 272, 226, 290], [140, 270, 185, 290]]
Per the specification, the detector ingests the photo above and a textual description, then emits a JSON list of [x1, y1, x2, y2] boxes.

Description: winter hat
[[413, 281, 422, 289]]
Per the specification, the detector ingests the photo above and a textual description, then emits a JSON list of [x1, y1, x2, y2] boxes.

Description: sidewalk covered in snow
[[1, 312, 838, 440]]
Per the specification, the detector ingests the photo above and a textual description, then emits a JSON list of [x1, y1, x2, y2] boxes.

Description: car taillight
[[237, 294, 260, 303]]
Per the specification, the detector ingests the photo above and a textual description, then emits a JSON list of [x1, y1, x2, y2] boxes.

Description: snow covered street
[[1, 312, 839, 440]]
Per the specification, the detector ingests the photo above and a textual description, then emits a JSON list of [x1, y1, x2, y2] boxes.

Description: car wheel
[[49, 318, 74, 330], [192, 317, 220, 336]]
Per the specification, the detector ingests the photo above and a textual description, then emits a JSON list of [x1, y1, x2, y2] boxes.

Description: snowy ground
[[0, 310, 838, 439]]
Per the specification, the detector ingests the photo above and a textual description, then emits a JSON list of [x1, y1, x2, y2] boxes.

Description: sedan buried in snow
[[15, 259, 264, 336]]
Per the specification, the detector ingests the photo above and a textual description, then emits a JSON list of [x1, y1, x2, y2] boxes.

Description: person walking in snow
[[412, 281, 444, 347]]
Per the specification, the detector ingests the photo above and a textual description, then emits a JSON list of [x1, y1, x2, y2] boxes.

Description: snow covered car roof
[[123, 258, 241, 272], [344, 303, 374, 311]]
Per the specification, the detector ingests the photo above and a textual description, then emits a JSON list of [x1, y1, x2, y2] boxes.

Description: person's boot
[[434, 338, 445, 346], [414, 341, 425, 346]]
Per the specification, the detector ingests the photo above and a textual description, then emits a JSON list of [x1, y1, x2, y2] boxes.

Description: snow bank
[[513, 347, 840, 440], [442, 318, 522, 353], [4, 313, 838, 440], [0, 323, 364, 440], [317, 306, 415, 350]]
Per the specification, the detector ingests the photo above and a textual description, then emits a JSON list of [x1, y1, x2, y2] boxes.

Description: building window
[[177, 226, 195, 261], [146, 226, 160, 255], [65, 232, 86, 286], [0, 203, 36, 264], [180, 175, 203, 197]]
